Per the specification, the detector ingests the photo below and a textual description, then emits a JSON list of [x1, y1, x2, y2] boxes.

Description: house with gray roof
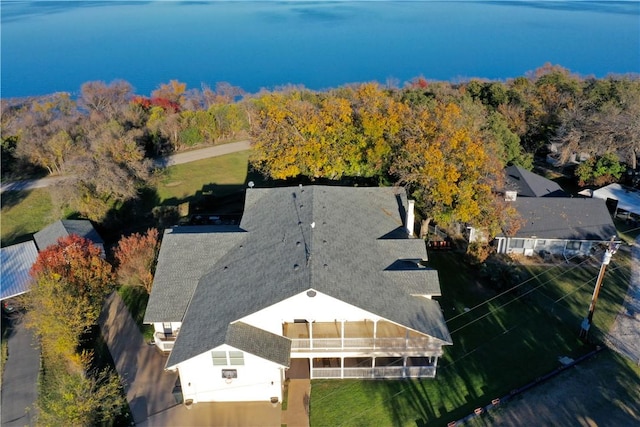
[[33, 219, 104, 253], [495, 197, 617, 257], [504, 165, 566, 198], [144, 185, 452, 405]]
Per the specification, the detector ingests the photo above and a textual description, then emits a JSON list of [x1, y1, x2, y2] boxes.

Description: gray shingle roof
[[226, 322, 291, 367], [507, 197, 617, 240], [33, 220, 104, 252], [505, 165, 565, 198], [164, 186, 451, 367], [0, 241, 38, 300], [143, 225, 245, 323]]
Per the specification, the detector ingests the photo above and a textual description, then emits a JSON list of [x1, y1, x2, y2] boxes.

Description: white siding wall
[[239, 290, 383, 335], [178, 344, 284, 403]]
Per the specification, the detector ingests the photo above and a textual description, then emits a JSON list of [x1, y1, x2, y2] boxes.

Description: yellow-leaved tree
[[391, 101, 515, 247]]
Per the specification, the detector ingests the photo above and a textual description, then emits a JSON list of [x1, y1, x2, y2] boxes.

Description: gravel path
[[606, 235, 640, 364]]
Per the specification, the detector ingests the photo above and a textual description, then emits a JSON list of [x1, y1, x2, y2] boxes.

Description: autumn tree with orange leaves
[[114, 228, 160, 293]]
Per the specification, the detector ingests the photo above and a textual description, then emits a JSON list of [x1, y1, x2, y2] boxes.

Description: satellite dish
[[248, 181, 255, 188]]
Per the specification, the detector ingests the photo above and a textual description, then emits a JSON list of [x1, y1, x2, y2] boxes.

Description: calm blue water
[[2, 1, 639, 98]]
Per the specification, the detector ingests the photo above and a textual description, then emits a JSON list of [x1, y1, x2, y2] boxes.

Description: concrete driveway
[[1, 311, 40, 427], [100, 292, 282, 426]]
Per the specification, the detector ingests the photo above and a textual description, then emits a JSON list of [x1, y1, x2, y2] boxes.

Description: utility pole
[[580, 237, 620, 340]]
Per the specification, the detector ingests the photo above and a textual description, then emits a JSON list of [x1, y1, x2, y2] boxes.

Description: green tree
[[575, 152, 626, 186], [487, 112, 533, 169], [37, 358, 126, 427]]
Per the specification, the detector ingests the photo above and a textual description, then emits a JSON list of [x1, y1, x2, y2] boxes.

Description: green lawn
[[117, 285, 154, 342], [1, 189, 56, 247], [310, 250, 632, 426], [156, 150, 251, 203], [0, 150, 253, 246]]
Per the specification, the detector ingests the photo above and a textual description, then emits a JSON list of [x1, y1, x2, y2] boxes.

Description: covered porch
[[288, 356, 437, 379], [283, 320, 442, 353]]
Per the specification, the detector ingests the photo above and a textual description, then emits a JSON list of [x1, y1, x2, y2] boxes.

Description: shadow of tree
[[0, 190, 31, 211]]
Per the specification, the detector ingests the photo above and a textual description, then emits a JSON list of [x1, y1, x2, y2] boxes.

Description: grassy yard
[[156, 150, 251, 203], [0, 150, 253, 247], [1, 189, 56, 247], [310, 249, 633, 426], [118, 285, 154, 342]]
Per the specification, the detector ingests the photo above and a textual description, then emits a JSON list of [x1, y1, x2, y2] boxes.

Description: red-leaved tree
[[114, 228, 160, 293], [27, 234, 115, 361]]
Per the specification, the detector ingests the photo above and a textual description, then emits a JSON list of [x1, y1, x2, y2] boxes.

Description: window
[[566, 241, 582, 250], [229, 351, 244, 366], [211, 350, 244, 366], [211, 351, 227, 366], [509, 239, 525, 249]]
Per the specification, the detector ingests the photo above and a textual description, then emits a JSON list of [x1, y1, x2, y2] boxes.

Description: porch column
[[373, 320, 378, 349], [340, 356, 344, 379], [371, 357, 376, 379], [402, 356, 407, 379], [405, 329, 409, 351], [309, 321, 313, 350], [341, 320, 345, 350], [309, 357, 313, 379]]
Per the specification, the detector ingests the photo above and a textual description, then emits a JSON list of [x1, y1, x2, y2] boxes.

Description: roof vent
[[294, 264, 300, 270]]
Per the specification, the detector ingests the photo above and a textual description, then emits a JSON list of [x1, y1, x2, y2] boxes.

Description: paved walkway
[[99, 292, 179, 424], [0, 140, 252, 194], [606, 235, 640, 363], [281, 380, 310, 427], [1, 313, 40, 427]]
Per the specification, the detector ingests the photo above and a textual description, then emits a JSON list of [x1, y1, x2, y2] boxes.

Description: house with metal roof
[[144, 185, 452, 405], [33, 219, 104, 253], [0, 241, 38, 301], [494, 197, 617, 257]]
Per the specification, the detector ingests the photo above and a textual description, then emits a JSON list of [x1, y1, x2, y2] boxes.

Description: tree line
[[2, 64, 638, 241]]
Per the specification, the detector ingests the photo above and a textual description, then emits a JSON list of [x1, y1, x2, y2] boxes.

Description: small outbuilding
[[0, 241, 38, 301], [33, 219, 104, 253]]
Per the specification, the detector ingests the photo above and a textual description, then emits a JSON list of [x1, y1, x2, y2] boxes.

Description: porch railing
[[312, 366, 436, 379], [291, 337, 439, 352], [154, 332, 177, 352]]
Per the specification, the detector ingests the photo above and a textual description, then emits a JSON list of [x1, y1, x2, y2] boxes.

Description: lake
[[2, 1, 639, 98]]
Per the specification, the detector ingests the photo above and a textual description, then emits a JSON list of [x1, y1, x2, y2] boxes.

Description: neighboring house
[[0, 241, 38, 300], [144, 185, 452, 405], [546, 142, 590, 167], [588, 183, 640, 219], [494, 197, 617, 257], [504, 165, 566, 198], [33, 219, 105, 253], [468, 166, 566, 243]]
